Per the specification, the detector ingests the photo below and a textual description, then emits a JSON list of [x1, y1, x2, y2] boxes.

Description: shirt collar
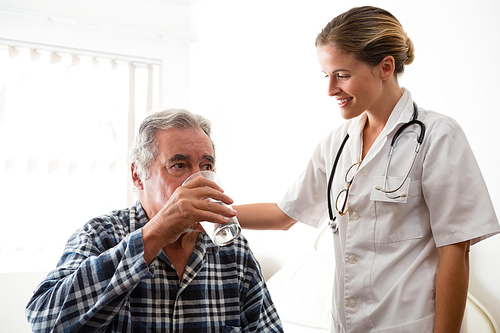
[[200, 232, 220, 254], [131, 201, 150, 231], [381, 88, 415, 138]]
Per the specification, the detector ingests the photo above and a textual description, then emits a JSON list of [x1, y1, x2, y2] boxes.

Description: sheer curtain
[[0, 42, 160, 273]]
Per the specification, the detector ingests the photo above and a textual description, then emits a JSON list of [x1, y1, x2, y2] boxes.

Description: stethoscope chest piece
[[329, 217, 339, 234]]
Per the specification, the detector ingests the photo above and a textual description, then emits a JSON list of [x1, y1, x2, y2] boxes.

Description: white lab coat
[[278, 89, 500, 332]]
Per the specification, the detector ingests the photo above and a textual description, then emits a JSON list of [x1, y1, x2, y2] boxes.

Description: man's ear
[[131, 163, 144, 190], [379, 55, 396, 80]]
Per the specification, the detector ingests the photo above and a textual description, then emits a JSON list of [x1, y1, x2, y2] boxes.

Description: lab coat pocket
[[374, 180, 423, 243], [374, 314, 434, 332]]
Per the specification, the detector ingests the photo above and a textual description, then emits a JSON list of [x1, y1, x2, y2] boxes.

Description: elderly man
[[26, 109, 283, 332]]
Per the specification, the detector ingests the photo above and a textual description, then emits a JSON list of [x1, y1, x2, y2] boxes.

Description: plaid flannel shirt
[[26, 202, 283, 332]]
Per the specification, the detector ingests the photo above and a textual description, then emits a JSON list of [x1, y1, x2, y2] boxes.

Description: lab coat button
[[348, 254, 358, 264], [346, 298, 357, 309], [350, 211, 360, 221]]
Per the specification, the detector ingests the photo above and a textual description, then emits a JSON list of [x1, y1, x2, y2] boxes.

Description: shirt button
[[350, 211, 360, 221], [348, 254, 358, 264], [346, 298, 357, 309]]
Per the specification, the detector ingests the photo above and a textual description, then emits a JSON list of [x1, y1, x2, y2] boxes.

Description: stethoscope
[[327, 102, 425, 233]]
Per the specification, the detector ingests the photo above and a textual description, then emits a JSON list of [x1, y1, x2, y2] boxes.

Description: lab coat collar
[[345, 88, 415, 167], [381, 88, 415, 138]]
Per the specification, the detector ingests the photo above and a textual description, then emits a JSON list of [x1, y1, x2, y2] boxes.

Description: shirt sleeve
[[25, 226, 153, 332], [422, 117, 500, 247], [239, 264, 284, 332]]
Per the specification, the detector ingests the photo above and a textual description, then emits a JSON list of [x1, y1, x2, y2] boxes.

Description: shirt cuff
[[130, 229, 155, 278]]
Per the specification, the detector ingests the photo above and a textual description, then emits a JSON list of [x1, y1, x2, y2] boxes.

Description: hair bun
[[316, 6, 414, 75], [405, 36, 415, 65]]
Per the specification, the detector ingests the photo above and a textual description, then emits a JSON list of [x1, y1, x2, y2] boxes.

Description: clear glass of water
[[182, 171, 241, 246]]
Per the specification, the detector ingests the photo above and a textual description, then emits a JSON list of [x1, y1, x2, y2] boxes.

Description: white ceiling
[[0, 0, 195, 39]]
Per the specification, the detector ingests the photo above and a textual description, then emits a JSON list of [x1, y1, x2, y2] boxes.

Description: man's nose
[[186, 169, 200, 181], [192, 166, 202, 175], [187, 166, 206, 180], [183, 169, 202, 185]]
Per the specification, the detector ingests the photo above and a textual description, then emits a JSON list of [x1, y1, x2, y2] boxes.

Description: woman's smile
[[337, 97, 353, 108]]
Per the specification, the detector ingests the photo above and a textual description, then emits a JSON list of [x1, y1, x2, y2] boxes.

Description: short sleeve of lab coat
[[422, 118, 499, 247], [277, 140, 330, 228]]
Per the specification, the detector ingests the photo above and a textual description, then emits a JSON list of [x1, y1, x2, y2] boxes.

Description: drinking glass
[[182, 171, 241, 246]]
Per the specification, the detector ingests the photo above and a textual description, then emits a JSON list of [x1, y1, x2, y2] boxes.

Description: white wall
[[188, 0, 500, 326], [1, 0, 499, 330], [0, 0, 194, 108]]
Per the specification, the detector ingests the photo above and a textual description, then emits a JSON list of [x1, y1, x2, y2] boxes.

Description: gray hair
[[129, 108, 213, 182]]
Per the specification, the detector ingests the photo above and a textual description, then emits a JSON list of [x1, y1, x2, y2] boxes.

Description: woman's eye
[[323, 73, 349, 79]]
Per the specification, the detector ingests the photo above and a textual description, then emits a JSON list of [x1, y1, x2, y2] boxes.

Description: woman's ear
[[379, 55, 396, 80], [131, 163, 144, 190]]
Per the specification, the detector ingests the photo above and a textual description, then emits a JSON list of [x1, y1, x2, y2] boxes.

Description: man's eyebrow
[[203, 155, 216, 163], [168, 154, 189, 163], [167, 154, 215, 163]]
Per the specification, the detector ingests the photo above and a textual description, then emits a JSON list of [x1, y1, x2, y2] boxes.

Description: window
[[0, 42, 160, 273]]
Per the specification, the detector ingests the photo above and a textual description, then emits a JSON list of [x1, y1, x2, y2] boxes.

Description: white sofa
[[263, 224, 499, 333], [3, 225, 498, 332]]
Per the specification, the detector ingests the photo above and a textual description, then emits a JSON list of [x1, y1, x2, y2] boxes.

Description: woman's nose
[[328, 77, 340, 97]]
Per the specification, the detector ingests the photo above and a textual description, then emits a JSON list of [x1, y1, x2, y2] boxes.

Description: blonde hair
[[315, 6, 414, 75]]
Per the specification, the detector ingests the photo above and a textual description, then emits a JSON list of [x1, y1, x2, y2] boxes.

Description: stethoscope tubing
[[327, 102, 425, 232], [327, 133, 350, 224]]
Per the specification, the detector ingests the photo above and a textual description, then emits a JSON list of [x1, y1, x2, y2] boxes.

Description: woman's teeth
[[337, 97, 353, 105]]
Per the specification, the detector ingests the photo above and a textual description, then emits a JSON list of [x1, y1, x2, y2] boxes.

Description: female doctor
[[234, 6, 500, 333]]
